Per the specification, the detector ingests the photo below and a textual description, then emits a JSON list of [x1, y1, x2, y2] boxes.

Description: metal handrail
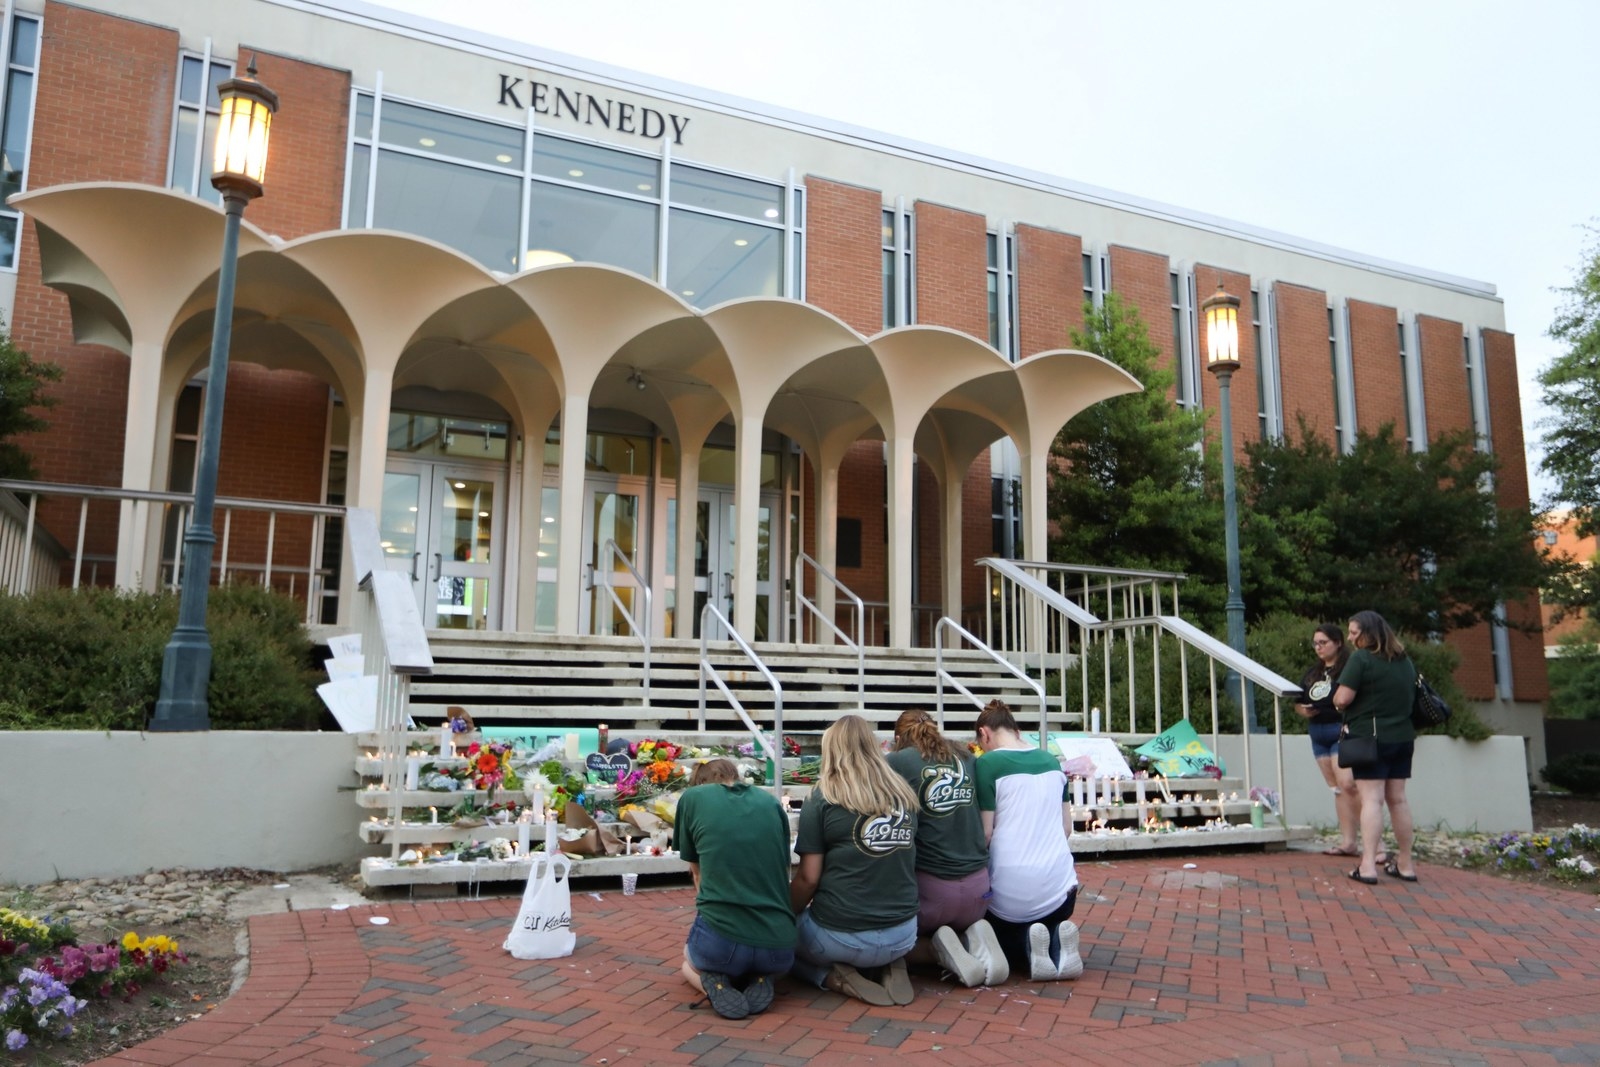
[[792, 551, 863, 700], [698, 601, 784, 799], [935, 616, 1048, 746], [596, 538, 652, 708]]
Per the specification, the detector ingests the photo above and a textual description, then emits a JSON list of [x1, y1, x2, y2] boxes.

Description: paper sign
[[317, 676, 377, 733], [326, 633, 362, 659], [585, 752, 631, 781], [324, 654, 365, 682], [1051, 735, 1133, 779]]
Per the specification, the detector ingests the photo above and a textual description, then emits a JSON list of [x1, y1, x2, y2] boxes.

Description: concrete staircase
[[404, 631, 1049, 734]]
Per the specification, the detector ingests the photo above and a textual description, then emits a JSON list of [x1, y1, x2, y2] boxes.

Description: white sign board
[[1051, 735, 1133, 779]]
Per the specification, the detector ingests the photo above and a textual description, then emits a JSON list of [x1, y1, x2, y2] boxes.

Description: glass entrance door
[[664, 489, 776, 641], [580, 481, 646, 636], [380, 460, 503, 629]]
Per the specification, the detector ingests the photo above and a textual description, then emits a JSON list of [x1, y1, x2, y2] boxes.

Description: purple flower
[[5, 1029, 27, 1051]]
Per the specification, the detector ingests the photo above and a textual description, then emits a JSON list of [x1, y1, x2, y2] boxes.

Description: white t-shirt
[[976, 747, 1077, 922]]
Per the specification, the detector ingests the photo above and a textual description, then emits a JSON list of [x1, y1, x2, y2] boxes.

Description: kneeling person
[[676, 759, 796, 1018]]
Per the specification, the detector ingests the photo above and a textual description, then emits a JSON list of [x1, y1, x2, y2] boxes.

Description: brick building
[[0, 0, 1546, 708]]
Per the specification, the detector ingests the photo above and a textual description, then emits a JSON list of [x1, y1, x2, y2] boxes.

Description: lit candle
[[598, 723, 609, 753], [1135, 778, 1146, 806], [1090, 707, 1100, 734], [439, 724, 453, 757], [1072, 776, 1086, 809], [429, 806, 438, 824], [544, 816, 558, 852]]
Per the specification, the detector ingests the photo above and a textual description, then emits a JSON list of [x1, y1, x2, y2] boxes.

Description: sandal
[[698, 970, 750, 1020], [1383, 860, 1419, 882], [1321, 844, 1359, 856], [824, 963, 895, 1006], [1347, 868, 1378, 885]]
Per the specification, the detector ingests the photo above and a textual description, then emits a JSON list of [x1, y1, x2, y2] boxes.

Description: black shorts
[[1350, 740, 1414, 781]]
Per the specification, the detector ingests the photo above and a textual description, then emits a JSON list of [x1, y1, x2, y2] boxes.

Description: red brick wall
[[1107, 246, 1174, 400], [834, 439, 888, 621], [1482, 328, 1547, 702], [802, 177, 882, 336], [1194, 266, 1258, 453], [1348, 299, 1406, 438], [1015, 224, 1084, 356], [913, 201, 987, 340], [1274, 282, 1335, 442], [1417, 315, 1472, 438], [10, 5, 180, 566], [241, 49, 351, 239]]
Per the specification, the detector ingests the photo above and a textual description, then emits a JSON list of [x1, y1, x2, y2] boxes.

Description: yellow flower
[[122, 931, 141, 950]]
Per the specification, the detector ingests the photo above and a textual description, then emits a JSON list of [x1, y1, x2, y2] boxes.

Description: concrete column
[[1019, 447, 1049, 562], [732, 416, 765, 635], [115, 338, 165, 590], [885, 434, 915, 648], [514, 426, 548, 631], [674, 442, 702, 639], [555, 397, 590, 635], [811, 458, 840, 641]]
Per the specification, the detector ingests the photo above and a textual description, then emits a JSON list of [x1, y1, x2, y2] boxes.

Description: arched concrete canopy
[[15, 182, 1143, 645]]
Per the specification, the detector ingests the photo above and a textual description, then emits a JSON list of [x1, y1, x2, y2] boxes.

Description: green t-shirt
[[794, 791, 918, 932], [1338, 648, 1417, 745], [886, 748, 987, 879], [675, 782, 797, 949]]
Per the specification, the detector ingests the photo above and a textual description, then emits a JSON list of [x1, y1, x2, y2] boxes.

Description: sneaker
[[742, 973, 776, 1015], [931, 926, 984, 987], [699, 970, 750, 1019], [1027, 922, 1054, 982], [962, 919, 1009, 985], [882, 956, 915, 1005], [1054, 920, 1083, 980], [824, 963, 895, 1006]]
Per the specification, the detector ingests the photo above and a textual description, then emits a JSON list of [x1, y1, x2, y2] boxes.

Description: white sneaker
[[1054, 920, 1083, 979], [1027, 922, 1054, 981], [962, 919, 1009, 985], [931, 926, 984, 987]]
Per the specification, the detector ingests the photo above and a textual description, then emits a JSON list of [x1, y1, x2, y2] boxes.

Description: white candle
[[531, 786, 545, 815], [1072, 776, 1086, 809], [1135, 777, 1146, 806], [544, 816, 558, 852], [429, 806, 438, 824], [517, 821, 530, 855], [1090, 707, 1100, 734], [405, 757, 420, 791], [564, 733, 580, 760], [439, 724, 453, 757]]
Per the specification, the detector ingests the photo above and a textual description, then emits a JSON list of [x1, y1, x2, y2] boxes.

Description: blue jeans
[[790, 910, 918, 988], [1308, 721, 1344, 759], [685, 914, 794, 979]]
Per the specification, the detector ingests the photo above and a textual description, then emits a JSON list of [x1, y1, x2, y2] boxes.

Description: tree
[[1540, 225, 1600, 537], [1048, 293, 1227, 621], [1546, 621, 1600, 720], [0, 324, 62, 480], [1243, 419, 1550, 635]]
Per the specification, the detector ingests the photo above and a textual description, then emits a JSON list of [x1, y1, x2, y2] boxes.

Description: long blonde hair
[[819, 714, 918, 817]]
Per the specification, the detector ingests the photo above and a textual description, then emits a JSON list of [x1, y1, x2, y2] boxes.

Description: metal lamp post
[[1200, 283, 1257, 730], [151, 62, 278, 731]]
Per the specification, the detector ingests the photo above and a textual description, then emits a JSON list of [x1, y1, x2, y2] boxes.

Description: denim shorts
[[790, 910, 918, 988], [1308, 721, 1344, 760], [685, 914, 794, 979], [1350, 740, 1414, 782]]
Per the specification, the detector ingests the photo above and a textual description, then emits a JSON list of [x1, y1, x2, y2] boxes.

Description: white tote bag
[[503, 852, 576, 960]]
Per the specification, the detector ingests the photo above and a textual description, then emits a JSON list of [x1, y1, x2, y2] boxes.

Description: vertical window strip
[[1253, 289, 1267, 439], [1005, 231, 1018, 361], [1398, 320, 1413, 448], [0, 11, 40, 271], [1328, 307, 1342, 448], [168, 47, 233, 204], [1170, 271, 1188, 408], [882, 208, 897, 331], [986, 230, 1000, 349]]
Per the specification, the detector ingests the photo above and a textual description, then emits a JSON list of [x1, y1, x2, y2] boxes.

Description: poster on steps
[[1050, 735, 1133, 780]]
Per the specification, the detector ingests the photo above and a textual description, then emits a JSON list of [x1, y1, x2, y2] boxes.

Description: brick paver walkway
[[94, 851, 1600, 1066]]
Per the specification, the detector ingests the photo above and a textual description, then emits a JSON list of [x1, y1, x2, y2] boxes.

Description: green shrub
[[1541, 751, 1600, 796], [0, 584, 323, 730]]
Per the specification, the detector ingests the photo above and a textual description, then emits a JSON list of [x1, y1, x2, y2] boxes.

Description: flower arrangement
[[1248, 786, 1282, 815], [423, 741, 521, 801], [1468, 824, 1600, 883], [632, 739, 683, 763], [1, 917, 188, 1052]]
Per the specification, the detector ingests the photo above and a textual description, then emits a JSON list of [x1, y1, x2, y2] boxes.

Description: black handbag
[[1412, 674, 1452, 729], [1337, 719, 1379, 769]]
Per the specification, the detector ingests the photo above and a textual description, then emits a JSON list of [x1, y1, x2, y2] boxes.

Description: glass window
[[0, 13, 39, 269], [667, 208, 781, 305], [533, 134, 658, 196], [670, 165, 782, 222], [386, 412, 510, 460], [352, 92, 374, 140], [527, 181, 656, 275], [585, 432, 652, 476], [378, 99, 522, 169], [169, 53, 232, 205], [346, 144, 370, 227], [1398, 321, 1413, 448], [373, 152, 520, 270]]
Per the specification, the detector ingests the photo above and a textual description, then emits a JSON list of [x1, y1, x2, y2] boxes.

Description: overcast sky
[[364, 0, 1597, 502]]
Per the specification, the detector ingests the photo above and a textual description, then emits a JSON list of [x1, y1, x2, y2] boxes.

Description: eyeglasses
[[1311, 638, 1333, 647]]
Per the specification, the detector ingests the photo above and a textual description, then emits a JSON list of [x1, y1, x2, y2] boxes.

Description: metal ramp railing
[[792, 550, 864, 701], [595, 537, 652, 708], [698, 601, 785, 798]]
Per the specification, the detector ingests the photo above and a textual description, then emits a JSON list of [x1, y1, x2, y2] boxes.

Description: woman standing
[[1333, 610, 1419, 885], [790, 715, 921, 1005], [974, 700, 1082, 982], [887, 709, 1008, 987], [1297, 623, 1361, 857], [675, 758, 796, 1019]]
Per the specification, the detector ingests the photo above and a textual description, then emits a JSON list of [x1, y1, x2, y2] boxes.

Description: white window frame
[[0, 8, 41, 273], [166, 44, 233, 200]]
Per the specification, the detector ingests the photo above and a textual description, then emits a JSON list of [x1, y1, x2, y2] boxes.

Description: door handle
[[583, 562, 595, 590], [410, 551, 420, 582], [431, 553, 442, 582]]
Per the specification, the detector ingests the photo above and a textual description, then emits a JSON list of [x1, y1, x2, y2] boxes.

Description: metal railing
[[0, 488, 66, 594], [698, 600, 785, 799], [792, 551, 864, 700], [0, 478, 342, 622], [935, 616, 1048, 744], [595, 538, 652, 708], [976, 557, 1303, 821], [347, 507, 436, 861]]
